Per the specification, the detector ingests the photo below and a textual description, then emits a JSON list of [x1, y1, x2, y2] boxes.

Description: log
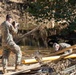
[[53, 52, 73, 62], [64, 54, 76, 59], [3, 63, 41, 75], [17, 25, 41, 43], [0, 67, 15, 71], [22, 53, 76, 64]]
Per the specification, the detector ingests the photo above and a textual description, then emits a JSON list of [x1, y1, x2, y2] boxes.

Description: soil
[[0, 48, 76, 75]]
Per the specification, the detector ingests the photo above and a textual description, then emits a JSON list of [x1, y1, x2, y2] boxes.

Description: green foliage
[[68, 23, 76, 32], [27, 2, 52, 22], [22, 0, 76, 33]]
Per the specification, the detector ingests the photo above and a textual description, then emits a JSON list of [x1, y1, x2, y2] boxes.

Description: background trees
[[0, 0, 76, 47]]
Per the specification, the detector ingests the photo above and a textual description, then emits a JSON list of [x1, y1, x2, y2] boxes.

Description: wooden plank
[[3, 63, 41, 75], [50, 44, 76, 56], [0, 67, 15, 71]]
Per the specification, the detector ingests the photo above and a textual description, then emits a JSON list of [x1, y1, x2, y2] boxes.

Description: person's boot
[[15, 64, 21, 71], [2, 68, 7, 74]]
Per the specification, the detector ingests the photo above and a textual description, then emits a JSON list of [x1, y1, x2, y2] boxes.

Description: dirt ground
[[0, 48, 76, 75]]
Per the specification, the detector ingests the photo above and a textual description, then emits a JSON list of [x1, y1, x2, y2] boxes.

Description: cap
[[6, 14, 13, 19]]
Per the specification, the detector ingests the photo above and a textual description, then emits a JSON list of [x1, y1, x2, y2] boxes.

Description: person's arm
[[0, 25, 1, 36], [10, 24, 18, 34], [64, 44, 72, 54]]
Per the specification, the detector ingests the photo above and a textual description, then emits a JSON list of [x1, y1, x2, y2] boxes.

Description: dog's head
[[12, 21, 19, 28]]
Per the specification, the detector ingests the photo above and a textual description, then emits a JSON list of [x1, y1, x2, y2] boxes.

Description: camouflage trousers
[[2, 41, 22, 69]]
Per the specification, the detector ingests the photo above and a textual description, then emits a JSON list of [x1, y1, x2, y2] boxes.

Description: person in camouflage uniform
[[53, 43, 72, 54], [0, 14, 22, 73]]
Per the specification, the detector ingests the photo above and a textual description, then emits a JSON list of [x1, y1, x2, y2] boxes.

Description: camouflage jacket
[[0, 21, 18, 46]]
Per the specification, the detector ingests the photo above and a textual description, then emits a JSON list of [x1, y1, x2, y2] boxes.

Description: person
[[0, 14, 22, 73], [53, 43, 72, 54]]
